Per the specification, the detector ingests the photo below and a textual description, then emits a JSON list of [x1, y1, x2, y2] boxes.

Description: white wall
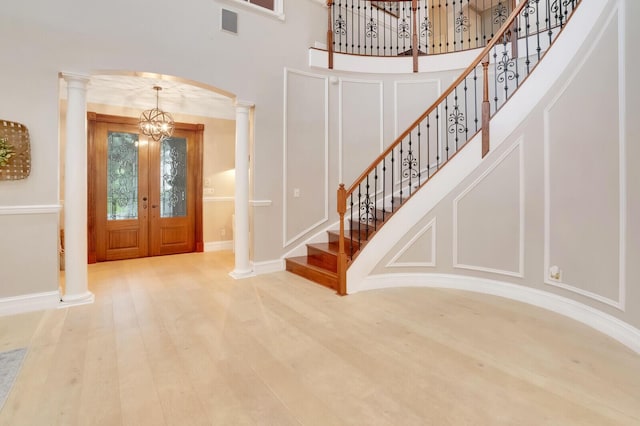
[[353, 0, 640, 333], [0, 0, 327, 300]]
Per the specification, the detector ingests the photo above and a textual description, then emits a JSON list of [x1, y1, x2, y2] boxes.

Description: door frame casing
[[87, 112, 204, 263]]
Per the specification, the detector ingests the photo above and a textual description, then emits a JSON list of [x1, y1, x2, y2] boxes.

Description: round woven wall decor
[[0, 120, 31, 180]]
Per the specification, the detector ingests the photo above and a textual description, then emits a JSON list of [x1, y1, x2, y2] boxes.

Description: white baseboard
[[204, 240, 233, 252], [251, 259, 285, 275], [0, 291, 60, 317], [360, 273, 640, 354]]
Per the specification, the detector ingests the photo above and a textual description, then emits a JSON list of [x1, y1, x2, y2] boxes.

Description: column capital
[[60, 72, 90, 87], [235, 99, 255, 111]]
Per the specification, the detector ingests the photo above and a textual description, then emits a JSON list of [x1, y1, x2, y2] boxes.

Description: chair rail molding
[[0, 204, 62, 215]]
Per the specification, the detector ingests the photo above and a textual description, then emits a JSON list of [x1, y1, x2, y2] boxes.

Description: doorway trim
[[87, 112, 204, 263]]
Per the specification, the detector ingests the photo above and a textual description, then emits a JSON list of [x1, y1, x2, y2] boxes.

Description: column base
[[59, 291, 95, 308], [229, 269, 255, 280]]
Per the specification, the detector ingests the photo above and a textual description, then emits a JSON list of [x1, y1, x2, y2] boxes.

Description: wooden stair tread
[[285, 256, 337, 290], [307, 242, 338, 254]]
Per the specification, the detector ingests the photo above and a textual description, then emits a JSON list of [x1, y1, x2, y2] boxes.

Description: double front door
[[88, 113, 204, 262]]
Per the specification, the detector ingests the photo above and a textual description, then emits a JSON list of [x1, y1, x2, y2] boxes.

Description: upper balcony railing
[[326, 0, 573, 72]]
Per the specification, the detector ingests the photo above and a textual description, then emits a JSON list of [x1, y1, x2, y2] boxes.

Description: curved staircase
[[287, 0, 582, 294]]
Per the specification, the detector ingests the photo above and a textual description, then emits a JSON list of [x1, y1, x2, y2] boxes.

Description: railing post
[[482, 55, 490, 157], [412, 0, 419, 72], [337, 184, 347, 295], [327, 0, 334, 69]]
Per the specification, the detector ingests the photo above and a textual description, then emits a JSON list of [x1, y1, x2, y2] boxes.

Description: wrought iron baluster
[[403, 132, 414, 196], [374, 166, 378, 230], [436, 105, 441, 169], [535, 0, 542, 60], [444, 97, 450, 160], [357, 0, 361, 54], [349, 192, 354, 259], [453, 0, 458, 51], [426, 115, 431, 178], [474, 67, 479, 132], [382, 158, 386, 221], [357, 183, 362, 248], [445, 0, 450, 52], [390, 148, 395, 212], [524, 0, 532, 74], [399, 139, 404, 202], [438, 0, 443, 53], [493, 46, 499, 113], [463, 78, 469, 142], [417, 123, 422, 187], [546, 0, 553, 44], [364, 176, 371, 239], [431, 1, 436, 53]]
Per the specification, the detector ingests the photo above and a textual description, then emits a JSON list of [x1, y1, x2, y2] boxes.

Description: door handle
[[152, 204, 158, 208]]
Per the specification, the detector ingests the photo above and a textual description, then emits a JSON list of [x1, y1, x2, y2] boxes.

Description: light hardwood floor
[[1, 251, 639, 425]]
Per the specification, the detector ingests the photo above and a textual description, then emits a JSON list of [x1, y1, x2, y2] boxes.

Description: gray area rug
[[0, 348, 27, 412]]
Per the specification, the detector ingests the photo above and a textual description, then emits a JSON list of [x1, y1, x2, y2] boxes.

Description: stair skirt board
[[358, 273, 640, 355]]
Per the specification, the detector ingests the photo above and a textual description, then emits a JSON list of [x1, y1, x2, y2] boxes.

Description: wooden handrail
[[344, 0, 530, 196]]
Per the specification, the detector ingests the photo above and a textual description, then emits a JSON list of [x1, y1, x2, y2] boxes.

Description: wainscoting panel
[[544, 6, 625, 309], [339, 78, 383, 185], [454, 141, 524, 278], [283, 69, 328, 246], [386, 218, 436, 268]]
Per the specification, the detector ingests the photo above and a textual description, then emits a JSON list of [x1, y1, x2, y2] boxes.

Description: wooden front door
[[88, 113, 204, 263]]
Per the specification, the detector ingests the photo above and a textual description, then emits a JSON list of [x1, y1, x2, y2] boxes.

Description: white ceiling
[[60, 75, 236, 120]]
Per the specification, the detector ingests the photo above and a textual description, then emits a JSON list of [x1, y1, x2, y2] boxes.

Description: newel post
[[327, 0, 334, 69], [412, 0, 419, 72], [481, 55, 490, 158], [337, 184, 347, 296]]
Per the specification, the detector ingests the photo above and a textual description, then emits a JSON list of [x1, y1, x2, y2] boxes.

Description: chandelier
[[139, 86, 175, 141]]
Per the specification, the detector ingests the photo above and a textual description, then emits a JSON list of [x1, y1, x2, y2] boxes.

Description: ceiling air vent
[[221, 9, 238, 34]]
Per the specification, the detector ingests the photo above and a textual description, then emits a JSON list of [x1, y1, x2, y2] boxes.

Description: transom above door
[[87, 113, 204, 263]]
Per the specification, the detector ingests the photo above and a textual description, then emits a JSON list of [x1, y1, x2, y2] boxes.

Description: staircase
[[285, 201, 392, 291], [289, 0, 582, 294]]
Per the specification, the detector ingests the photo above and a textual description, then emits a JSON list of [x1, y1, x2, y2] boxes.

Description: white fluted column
[[230, 101, 254, 279], [61, 72, 94, 305]]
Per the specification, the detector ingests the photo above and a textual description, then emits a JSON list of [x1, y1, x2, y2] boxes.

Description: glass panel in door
[[160, 137, 187, 218], [107, 131, 139, 220]]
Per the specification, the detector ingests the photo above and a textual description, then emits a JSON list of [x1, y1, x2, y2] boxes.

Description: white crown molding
[[453, 139, 524, 278], [0, 205, 62, 215], [359, 273, 640, 354], [543, 3, 625, 311], [282, 68, 329, 247], [0, 291, 60, 317]]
